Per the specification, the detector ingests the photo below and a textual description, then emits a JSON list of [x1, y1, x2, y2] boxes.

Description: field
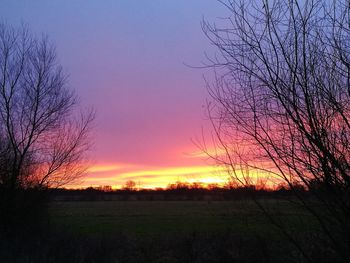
[[43, 200, 321, 263], [50, 200, 308, 238]]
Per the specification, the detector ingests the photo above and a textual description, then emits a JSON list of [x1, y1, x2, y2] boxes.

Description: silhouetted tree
[[203, 0, 350, 261], [0, 23, 94, 234], [0, 23, 94, 191], [122, 180, 137, 191], [167, 181, 190, 191]]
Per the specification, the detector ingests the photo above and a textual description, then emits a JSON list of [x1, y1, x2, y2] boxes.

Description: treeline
[[51, 181, 304, 202]]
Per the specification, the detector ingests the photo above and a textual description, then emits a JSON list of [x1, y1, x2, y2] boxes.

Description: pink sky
[[1, 1, 232, 188]]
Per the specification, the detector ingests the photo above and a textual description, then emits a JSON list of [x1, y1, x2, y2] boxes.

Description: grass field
[[1, 199, 328, 262], [49, 200, 316, 240], [45, 200, 325, 262]]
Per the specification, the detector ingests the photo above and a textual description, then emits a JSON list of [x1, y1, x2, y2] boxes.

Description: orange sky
[[68, 146, 231, 189], [65, 146, 278, 189]]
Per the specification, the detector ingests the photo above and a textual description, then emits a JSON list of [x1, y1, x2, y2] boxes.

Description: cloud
[[68, 161, 278, 189], [88, 164, 125, 173], [69, 163, 229, 189]]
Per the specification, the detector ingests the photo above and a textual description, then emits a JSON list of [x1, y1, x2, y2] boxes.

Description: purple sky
[[0, 1, 230, 188]]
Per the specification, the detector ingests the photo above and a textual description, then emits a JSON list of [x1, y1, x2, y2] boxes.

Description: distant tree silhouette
[[207, 183, 220, 190], [122, 180, 137, 191], [167, 181, 190, 191], [99, 185, 113, 192], [203, 0, 350, 261]]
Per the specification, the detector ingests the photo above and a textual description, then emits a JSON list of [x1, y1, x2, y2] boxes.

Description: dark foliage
[[50, 185, 303, 202], [0, 188, 49, 237], [0, 229, 297, 263]]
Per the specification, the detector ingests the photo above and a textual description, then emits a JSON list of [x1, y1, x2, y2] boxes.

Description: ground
[[0, 199, 328, 263], [42, 200, 323, 263], [50, 200, 314, 238]]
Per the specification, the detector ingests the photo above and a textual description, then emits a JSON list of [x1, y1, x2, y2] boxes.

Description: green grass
[[49, 200, 315, 239], [0, 199, 328, 263]]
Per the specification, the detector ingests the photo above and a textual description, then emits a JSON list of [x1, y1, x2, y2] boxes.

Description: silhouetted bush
[[0, 225, 339, 263], [0, 229, 293, 263], [0, 187, 49, 238]]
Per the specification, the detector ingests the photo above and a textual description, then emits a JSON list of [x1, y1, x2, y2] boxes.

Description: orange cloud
[[67, 164, 228, 189], [67, 161, 279, 190], [88, 164, 125, 173]]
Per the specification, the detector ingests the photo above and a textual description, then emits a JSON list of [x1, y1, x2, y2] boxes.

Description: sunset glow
[[0, 1, 236, 189], [74, 163, 227, 189], [67, 156, 275, 189]]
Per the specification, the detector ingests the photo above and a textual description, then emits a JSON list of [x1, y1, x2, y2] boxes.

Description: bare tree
[[202, 0, 350, 261], [122, 180, 137, 191], [0, 23, 94, 191]]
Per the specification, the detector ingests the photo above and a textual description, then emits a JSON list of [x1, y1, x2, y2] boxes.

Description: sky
[[0, 0, 231, 189]]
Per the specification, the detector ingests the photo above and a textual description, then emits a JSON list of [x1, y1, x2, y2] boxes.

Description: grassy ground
[[1, 199, 333, 263], [49, 199, 316, 240]]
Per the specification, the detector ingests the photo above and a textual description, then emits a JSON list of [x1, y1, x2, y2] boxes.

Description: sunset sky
[[0, 1, 232, 188]]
